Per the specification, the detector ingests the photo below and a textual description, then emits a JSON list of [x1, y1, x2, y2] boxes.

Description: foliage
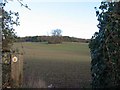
[[17, 36, 89, 43], [0, 1, 20, 51], [2, 8, 19, 51], [1, 0, 30, 51], [2, 51, 11, 88], [89, 1, 120, 88], [1, 0, 30, 88]]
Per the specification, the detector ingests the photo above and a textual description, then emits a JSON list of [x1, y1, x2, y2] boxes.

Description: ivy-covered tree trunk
[[1, 2, 20, 88], [89, 1, 120, 88], [1, 0, 29, 88]]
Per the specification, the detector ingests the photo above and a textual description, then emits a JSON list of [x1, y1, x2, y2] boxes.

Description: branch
[[17, 0, 31, 10]]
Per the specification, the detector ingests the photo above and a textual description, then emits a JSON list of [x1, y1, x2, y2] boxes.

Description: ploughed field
[[14, 42, 91, 88]]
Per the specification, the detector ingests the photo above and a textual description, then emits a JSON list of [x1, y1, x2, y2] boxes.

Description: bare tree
[[51, 29, 62, 36], [48, 29, 62, 44]]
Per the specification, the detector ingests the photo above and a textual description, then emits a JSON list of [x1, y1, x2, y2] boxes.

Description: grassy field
[[14, 42, 91, 88]]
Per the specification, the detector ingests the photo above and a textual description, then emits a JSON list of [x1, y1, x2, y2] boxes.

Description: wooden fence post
[[11, 53, 23, 87], [0, 50, 2, 89]]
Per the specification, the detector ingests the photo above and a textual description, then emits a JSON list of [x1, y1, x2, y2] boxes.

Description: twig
[[17, 0, 31, 10]]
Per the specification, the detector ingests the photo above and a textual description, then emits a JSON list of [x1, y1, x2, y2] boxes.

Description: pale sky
[[4, 0, 103, 39]]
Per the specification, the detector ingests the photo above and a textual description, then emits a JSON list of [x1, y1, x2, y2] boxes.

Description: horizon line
[[18, 35, 91, 39]]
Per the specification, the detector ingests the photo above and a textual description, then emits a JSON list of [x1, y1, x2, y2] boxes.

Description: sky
[[4, 0, 103, 39]]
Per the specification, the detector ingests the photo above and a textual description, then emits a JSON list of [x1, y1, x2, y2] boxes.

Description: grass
[[14, 42, 91, 88]]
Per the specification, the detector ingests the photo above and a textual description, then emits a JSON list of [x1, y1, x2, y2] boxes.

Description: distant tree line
[[16, 29, 89, 44], [16, 36, 90, 43]]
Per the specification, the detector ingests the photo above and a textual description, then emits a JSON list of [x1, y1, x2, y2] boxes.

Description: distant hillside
[[16, 36, 90, 43]]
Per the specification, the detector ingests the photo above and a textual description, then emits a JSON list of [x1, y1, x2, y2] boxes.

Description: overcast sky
[[4, 0, 103, 39]]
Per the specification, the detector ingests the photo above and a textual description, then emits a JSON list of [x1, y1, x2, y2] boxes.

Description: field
[[14, 42, 91, 88]]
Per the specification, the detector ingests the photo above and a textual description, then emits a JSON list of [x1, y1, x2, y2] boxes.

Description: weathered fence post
[[0, 48, 2, 89], [11, 53, 23, 88]]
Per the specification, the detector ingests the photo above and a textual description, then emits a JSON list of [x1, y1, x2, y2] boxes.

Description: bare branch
[[16, 0, 31, 10]]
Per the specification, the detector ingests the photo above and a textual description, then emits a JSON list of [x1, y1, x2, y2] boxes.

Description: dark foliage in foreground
[[89, 1, 120, 88]]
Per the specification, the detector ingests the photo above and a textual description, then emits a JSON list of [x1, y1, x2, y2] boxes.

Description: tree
[[1, 0, 30, 88], [1, 0, 30, 51], [48, 29, 63, 44], [51, 29, 62, 36], [89, 1, 120, 88], [1, 8, 19, 51]]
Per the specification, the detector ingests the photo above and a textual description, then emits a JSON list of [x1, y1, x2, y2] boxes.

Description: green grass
[[14, 42, 91, 88]]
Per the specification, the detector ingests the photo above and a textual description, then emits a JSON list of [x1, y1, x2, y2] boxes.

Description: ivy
[[1, 0, 30, 88], [89, 1, 120, 88]]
